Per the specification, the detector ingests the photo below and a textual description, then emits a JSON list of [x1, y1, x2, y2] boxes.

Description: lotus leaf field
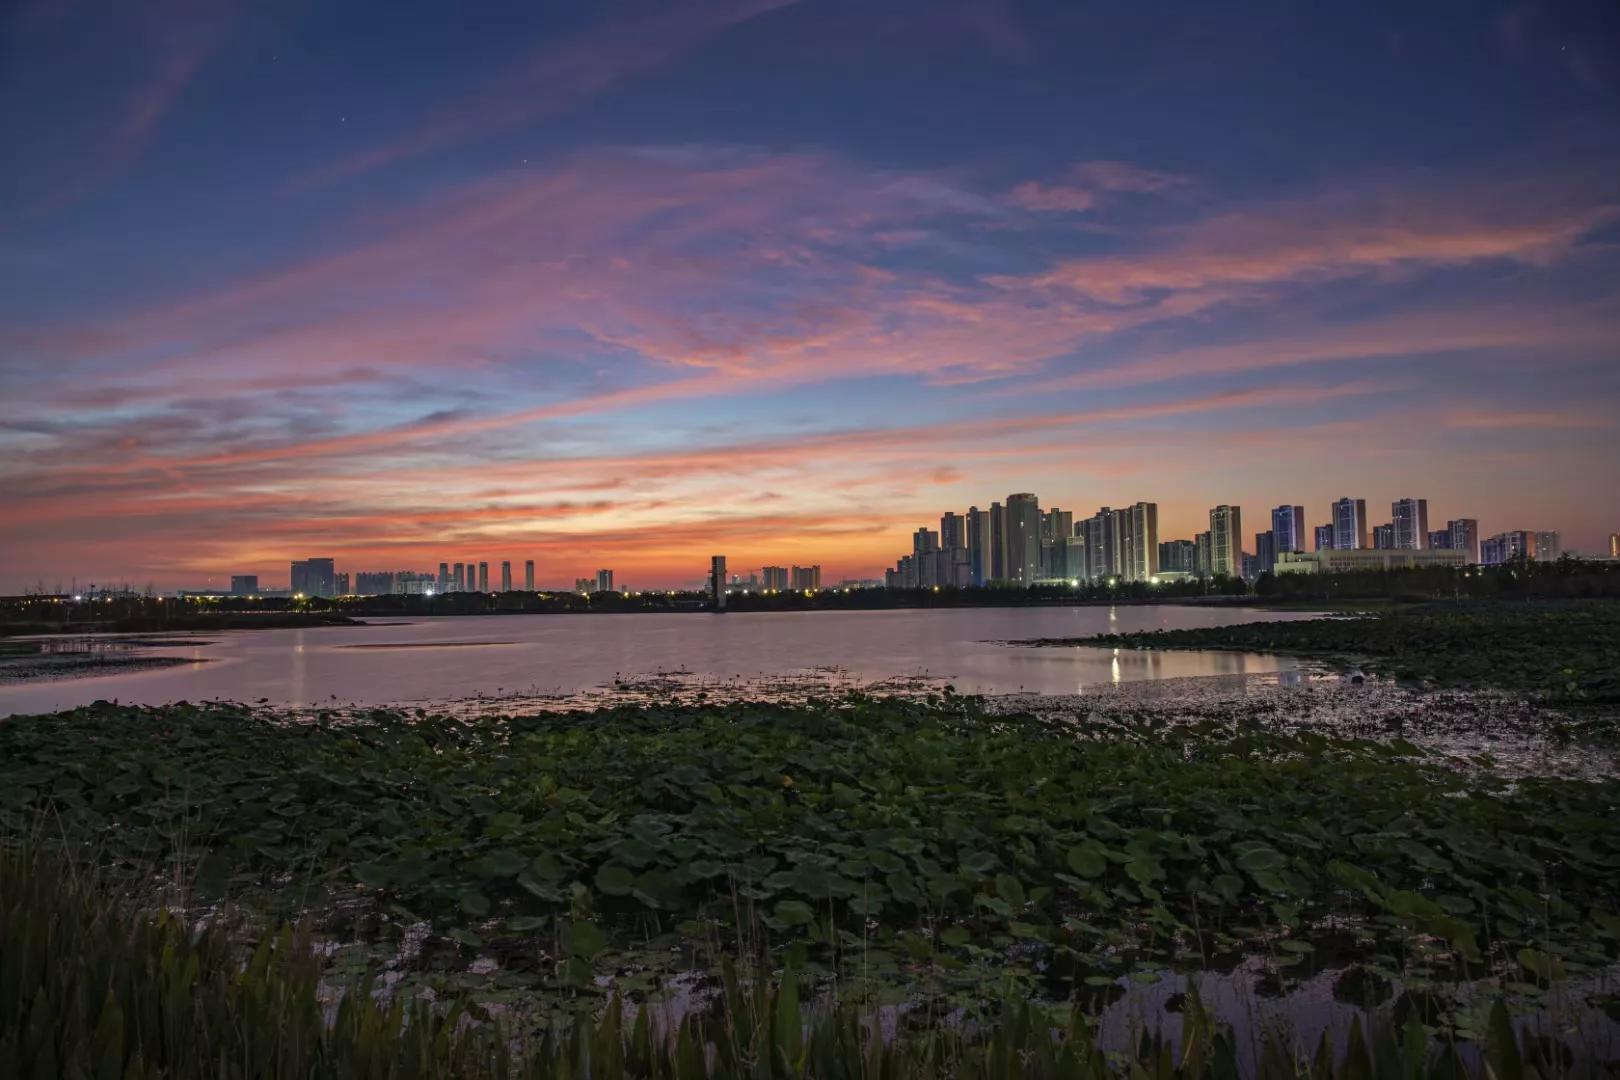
[[3, 693, 1618, 1027]]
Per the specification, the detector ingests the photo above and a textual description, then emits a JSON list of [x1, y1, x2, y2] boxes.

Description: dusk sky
[[2, 0, 1618, 591]]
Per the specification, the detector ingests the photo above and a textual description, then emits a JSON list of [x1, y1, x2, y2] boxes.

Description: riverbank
[[1005, 599, 1620, 707]]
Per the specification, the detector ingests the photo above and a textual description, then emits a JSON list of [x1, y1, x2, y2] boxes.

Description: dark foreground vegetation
[[2, 846, 1595, 1079], [1055, 600, 1620, 706], [3, 696, 1618, 1073]]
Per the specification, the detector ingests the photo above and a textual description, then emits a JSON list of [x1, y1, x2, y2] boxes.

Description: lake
[[0, 604, 1320, 716]]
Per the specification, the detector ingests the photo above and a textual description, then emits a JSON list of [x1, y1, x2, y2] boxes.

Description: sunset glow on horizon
[[3, 1, 1617, 591]]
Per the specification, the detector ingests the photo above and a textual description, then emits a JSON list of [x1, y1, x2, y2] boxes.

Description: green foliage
[[1074, 600, 1620, 705], [2, 694, 1618, 1011], [0, 845, 1589, 1078]]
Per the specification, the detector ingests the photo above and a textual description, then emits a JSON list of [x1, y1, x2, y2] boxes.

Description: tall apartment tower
[[438, 562, 450, 589], [452, 562, 464, 591], [500, 561, 512, 592], [595, 569, 614, 593], [1120, 502, 1159, 582], [524, 560, 535, 591], [1392, 498, 1429, 549], [988, 502, 1006, 581], [478, 562, 489, 592], [965, 506, 992, 586], [1209, 505, 1242, 578], [1272, 505, 1306, 553], [710, 556, 727, 609], [1448, 519, 1480, 563], [939, 512, 964, 552], [1332, 498, 1369, 551], [1314, 524, 1334, 551], [1004, 493, 1041, 585]]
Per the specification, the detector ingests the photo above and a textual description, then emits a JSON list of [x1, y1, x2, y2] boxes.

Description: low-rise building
[[1273, 549, 1467, 574]]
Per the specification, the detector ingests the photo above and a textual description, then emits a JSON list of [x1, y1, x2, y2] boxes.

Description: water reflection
[[0, 605, 1320, 715]]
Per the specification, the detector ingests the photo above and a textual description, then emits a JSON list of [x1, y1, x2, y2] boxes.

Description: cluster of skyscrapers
[[886, 494, 1565, 586]]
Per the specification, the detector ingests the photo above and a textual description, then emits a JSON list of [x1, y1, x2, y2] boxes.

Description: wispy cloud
[[299, 0, 797, 187]]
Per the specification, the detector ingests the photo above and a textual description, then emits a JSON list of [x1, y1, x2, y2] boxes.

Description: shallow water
[[0, 605, 1317, 715]]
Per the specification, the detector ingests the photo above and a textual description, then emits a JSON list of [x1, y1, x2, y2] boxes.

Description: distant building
[[1005, 493, 1041, 585], [289, 558, 335, 597], [709, 556, 727, 609], [1119, 502, 1159, 582], [1447, 519, 1480, 563], [1612, 533, 1620, 559], [355, 571, 396, 595], [1194, 530, 1212, 578], [335, 572, 350, 595], [478, 562, 489, 592], [1255, 530, 1276, 577], [1392, 498, 1429, 549], [988, 501, 1006, 581], [939, 512, 964, 552], [501, 561, 512, 592], [1372, 523, 1395, 550], [574, 577, 593, 594], [230, 574, 258, 596], [1478, 530, 1558, 565], [1158, 539, 1196, 574], [1314, 524, 1334, 551], [525, 560, 535, 591], [1209, 505, 1242, 578], [1240, 552, 1259, 582], [1272, 505, 1306, 554], [1427, 529, 1451, 551], [595, 569, 614, 593], [1332, 498, 1369, 551], [965, 506, 992, 586], [762, 566, 789, 591], [790, 565, 822, 590], [1081, 507, 1117, 581], [452, 562, 465, 591], [1275, 549, 1466, 574]]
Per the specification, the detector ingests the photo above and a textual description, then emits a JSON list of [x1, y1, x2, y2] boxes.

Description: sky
[[2, 0, 1618, 591]]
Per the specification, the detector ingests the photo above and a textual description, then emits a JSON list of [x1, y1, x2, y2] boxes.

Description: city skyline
[[3, 2, 1618, 591]]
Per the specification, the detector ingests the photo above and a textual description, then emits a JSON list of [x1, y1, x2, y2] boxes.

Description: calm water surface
[[0, 605, 1319, 715]]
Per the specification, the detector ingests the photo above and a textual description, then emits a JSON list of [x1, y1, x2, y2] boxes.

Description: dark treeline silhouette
[[3, 558, 1616, 634]]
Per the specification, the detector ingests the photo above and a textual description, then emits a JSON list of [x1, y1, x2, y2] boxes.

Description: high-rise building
[[790, 565, 822, 590], [1272, 505, 1306, 554], [1535, 531, 1561, 561], [1427, 529, 1451, 550], [500, 561, 512, 592], [1194, 531, 1212, 578], [1391, 498, 1429, 549], [965, 506, 992, 586], [452, 562, 465, 591], [1313, 524, 1334, 551], [230, 574, 258, 596], [913, 528, 939, 556], [1158, 539, 1196, 574], [939, 512, 964, 552], [1332, 498, 1369, 551], [1082, 508, 1117, 581], [1447, 519, 1479, 563], [1005, 493, 1041, 585], [438, 562, 450, 589], [1612, 533, 1620, 559], [1119, 502, 1158, 582], [525, 560, 535, 591], [1481, 531, 1556, 564], [1209, 505, 1242, 578], [335, 572, 350, 595], [1372, 523, 1395, 550], [595, 569, 614, 593], [293, 558, 336, 597], [710, 556, 727, 608], [762, 566, 788, 591], [1255, 530, 1276, 577], [988, 501, 1006, 581], [478, 562, 489, 592]]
